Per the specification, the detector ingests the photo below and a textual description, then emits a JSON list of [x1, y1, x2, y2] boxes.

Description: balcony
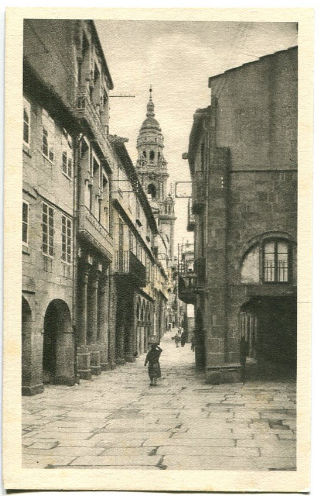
[[192, 171, 206, 213], [78, 205, 113, 261], [72, 90, 111, 158], [187, 198, 195, 231], [194, 257, 206, 286], [178, 272, 196, 304], [114, 250, 146, 288]]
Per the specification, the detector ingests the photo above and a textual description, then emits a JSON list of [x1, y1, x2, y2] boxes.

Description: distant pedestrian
[[191, 334, 195, 351], [240, 336, 249, 383], [172, 331, 181, 347], [180, 328, 187, 347], [144, 343, 162, 386]]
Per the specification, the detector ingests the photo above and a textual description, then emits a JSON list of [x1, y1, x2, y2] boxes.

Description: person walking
[[172, 330, 181, 347], [144, 343, 162, 386], [191, 334, 195, 351], [240, 335, 249, 383], [180, 328, 187, 347]]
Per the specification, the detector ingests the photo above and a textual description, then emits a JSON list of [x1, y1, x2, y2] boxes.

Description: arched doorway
[[22, 297, 32, 389], [240, 296, 296, 378], [195, 308, 205, 369], [43, 299, 75, 385]]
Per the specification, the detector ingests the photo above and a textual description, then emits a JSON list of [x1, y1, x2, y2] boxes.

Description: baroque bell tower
[[136, 87, 176, 259]]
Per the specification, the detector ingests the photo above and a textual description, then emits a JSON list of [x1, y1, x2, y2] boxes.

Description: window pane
[[22, 224, 28, 243], [23, 202, 28, 222], [277, 241, 288, 254], [264, 241, 275, 254], [277, 241, 289, 282], [264, 252, 275, 282], [23, 122, 29, 144]]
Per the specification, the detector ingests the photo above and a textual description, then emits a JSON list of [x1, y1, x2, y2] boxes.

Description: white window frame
[[23, 97, 31, 147], [62, 130, 73, 179], [42, 202, 54, 257], [102, 171, 110, 230], [22, 200, 29, 246], [42, 109, 55, 163], [61, 214, 72, 264]]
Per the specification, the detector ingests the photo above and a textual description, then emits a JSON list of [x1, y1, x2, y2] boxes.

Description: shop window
[[61, 215, 72, 264], [42, 109, 55, 162], [42, 203, 54, 256], [22, 201, 29, 245], [23, 98, 31, 147]]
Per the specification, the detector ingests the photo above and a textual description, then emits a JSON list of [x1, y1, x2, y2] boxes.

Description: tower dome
[[137, 87, 164, 150], [136, 87, 176, 259]]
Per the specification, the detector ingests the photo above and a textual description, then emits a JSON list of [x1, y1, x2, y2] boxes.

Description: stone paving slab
[[158, 446, 260, 457], [69, 455, 161, 466], [102, 447, 155, 456], [143, 437, 235, 447], [22, 330, 296, 471], [23, 455, 77, 468]]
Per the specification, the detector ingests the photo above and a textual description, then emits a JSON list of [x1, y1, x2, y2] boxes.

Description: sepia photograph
[[3, 7, 313, 493]]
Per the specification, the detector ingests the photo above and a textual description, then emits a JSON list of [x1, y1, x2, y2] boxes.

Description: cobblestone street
[[22, 330, 296, 471]]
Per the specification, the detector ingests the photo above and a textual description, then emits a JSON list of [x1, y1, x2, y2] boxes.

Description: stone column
[[77, 257, 92, 380], [125, 297, 135, 363], [108, 274, 117, 369], [205, 146, 241, 384], [99, 267, 110, 370], [79, 269, 89, 347], [90, 264, 102, 375]]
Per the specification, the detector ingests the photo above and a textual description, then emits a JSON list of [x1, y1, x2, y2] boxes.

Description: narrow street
[[23, 330, 296, 471]]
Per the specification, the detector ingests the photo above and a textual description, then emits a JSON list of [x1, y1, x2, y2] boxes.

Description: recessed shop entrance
[[43, 299, 74, 385], [240, 296, 297, 378]]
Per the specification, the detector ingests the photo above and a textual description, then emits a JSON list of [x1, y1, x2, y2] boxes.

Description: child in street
[[144, 343, 162, 386]]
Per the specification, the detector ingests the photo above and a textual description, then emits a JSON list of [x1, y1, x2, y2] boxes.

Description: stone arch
[[43, 299, 75, 385], [147, 183, 157, 199], [239, 231, 295, 270]]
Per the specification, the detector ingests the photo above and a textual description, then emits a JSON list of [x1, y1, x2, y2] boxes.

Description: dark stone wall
[[24, 19, 77, 109], [200, 47, 298, 376], [210, 47, 297, 171]]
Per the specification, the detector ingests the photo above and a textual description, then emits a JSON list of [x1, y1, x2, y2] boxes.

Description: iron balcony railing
[[73, 90, 110, 157], [114, 250, 147, 287], [78, 205, 113, 260]]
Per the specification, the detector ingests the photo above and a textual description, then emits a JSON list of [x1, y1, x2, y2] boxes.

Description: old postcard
[[3, 7, 313, 492]]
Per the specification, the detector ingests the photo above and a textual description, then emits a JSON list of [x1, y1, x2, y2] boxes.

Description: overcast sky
[[96, 20, 297, 255]]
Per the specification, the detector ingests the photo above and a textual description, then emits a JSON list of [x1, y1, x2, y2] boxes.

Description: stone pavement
[[22, 330, 296, 470]]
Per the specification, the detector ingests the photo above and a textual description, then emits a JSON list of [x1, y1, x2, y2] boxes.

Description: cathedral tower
[[136, 88, 176, 259]]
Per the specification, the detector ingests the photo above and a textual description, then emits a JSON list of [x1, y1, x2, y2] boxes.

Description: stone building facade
[[185, 47, 297, 383], [110, 136, 169, 362], [22, 19, 171, 395], [22, 19, 81, 394]]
